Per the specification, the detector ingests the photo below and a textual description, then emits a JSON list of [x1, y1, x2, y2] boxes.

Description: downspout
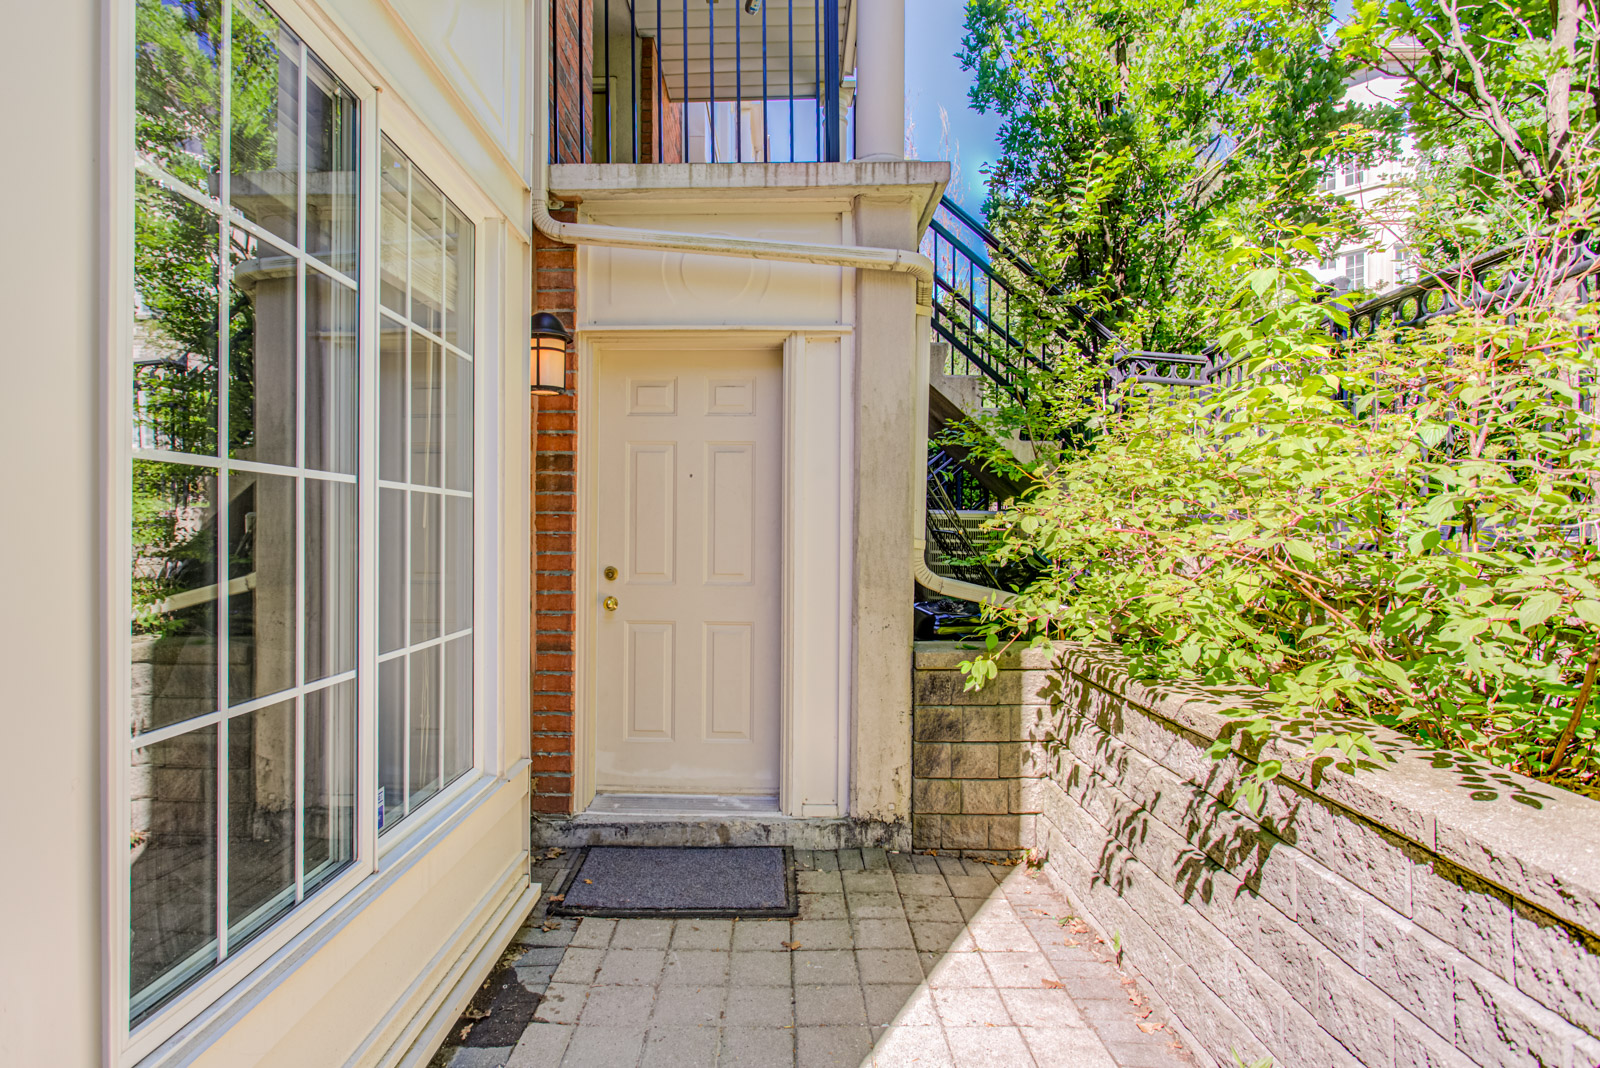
[[529, 0, 1010, 608]]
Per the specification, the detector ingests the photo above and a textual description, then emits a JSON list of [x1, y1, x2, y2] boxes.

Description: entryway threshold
[[531, 795, 910, 851], [585, 793, 781, 817]]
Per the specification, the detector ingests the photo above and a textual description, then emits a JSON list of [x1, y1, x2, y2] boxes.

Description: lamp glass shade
[[533, 340, 567, 394]]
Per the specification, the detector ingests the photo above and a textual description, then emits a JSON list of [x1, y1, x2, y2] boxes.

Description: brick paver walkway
[[432, 849, 1193, 1068]]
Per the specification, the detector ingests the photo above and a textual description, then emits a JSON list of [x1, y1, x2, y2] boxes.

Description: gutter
[[529, 0, 1010, 607]]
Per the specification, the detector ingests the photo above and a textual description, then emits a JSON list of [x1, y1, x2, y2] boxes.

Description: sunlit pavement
[[431, 849, 1195, 1068]]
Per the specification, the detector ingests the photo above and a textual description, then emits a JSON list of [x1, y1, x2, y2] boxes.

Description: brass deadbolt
[[603, 565, 618, 581]]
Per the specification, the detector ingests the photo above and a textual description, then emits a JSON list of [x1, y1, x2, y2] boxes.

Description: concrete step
[[532, 796, 908, 850]]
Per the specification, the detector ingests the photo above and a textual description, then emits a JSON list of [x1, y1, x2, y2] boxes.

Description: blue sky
[[903, 0, 1001, 214]]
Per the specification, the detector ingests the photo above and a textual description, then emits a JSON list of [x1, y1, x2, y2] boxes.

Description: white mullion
[[132, 708, 227, 752], [215, 0, 233, 967], [133, 448, 347, 481], [303, 249, 359, 292], [356, 84, 380, 871], [133, 156, 223, 216], [294, 71, 308, 899]]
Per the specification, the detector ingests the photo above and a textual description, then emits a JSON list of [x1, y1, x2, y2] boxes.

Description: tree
[[961, 0, 1401, 354], [1342, 0, 1598, 223]]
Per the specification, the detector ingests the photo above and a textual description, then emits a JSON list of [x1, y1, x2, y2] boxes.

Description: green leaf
[[1519, 592, 1563, 631]]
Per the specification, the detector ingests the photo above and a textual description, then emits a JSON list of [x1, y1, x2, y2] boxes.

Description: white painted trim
[[580, 324, 853, 337], [579, 330, 829, 816], [358, 859, 537, 1067]]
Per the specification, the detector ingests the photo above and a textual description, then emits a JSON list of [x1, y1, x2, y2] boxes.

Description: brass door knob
[[603, 596, 619, 612]]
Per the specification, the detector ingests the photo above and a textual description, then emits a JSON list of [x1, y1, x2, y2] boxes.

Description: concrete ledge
[[532, 814, 911, 851]]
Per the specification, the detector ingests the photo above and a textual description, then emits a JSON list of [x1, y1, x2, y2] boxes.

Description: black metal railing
[[566, 0, 850, 166]]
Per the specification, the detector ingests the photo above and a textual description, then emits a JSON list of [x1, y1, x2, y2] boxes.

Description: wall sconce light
[[530, 312, 572, 396]]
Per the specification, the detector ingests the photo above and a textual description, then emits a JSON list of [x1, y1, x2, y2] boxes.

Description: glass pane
[[134, 175, 219, 456], [445, 495, 472, 635], [445, 352, 473, 492], [410, 493, 441, 643], [409, 646, 441, 810], [443, 635, 472, 783], [305, 55, 359, 277], [411, 335, 443, 487], [305, 270, 357, 474], [444, 203, 474, 353], [228, 470, 296, 704], [379, 488, 407, 654], [227, 700, 295, 948], [379, 139, 408, 318], [378, 656, 404, 831], [132, 461, 219, 736], [229, 0, 300, 246], [130, 726, 217, 1024], [379, 319, 406, 482], [304, 478, 356, 681], [408, 169, 446, 334], [227, 227, 297, 466], [135, 0, 222, 191], [304, 680, 355, 891]]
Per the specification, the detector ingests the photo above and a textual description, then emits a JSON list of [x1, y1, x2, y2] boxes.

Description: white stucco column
[[854, 0, 906, 161]]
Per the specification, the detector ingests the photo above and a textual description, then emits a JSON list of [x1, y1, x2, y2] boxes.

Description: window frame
[[106, 1, 497, 1061]]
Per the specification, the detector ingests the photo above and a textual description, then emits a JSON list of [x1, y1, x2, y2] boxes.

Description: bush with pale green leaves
[[960, 251, 1600, 806]]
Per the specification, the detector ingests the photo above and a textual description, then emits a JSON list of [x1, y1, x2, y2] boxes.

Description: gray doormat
[[547, 846, 798, 918]]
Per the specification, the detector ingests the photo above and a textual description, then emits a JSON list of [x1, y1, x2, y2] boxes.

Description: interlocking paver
[[933, 985, 1011, 1027], [718, 1027, 793, 1067], [728, 949, 791, 986], [797, 893, 847, 920], [792, 948, 859, 985], [731, 918, 792, 951], [660, 949, 729, 985], [790, 918, 852, 950], [577, 985, 655, 1027], [796, 1024, 874, 1068], [594, 948, 665, 986], [650, 983, 726, 1026], [867, 1024, 952, 1066], [434, 851, 1194, 1068], [795, 981, 868, 1026], [671, 920, 734, 950], [723, 985, 795, 1027], [945, 1024, 1034, 1066], [568, 918, 615, 949], [850, 916, 914, 949], [640, 1027, 719, 1067]]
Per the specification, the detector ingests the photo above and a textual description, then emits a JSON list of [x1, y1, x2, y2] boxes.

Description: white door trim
[[577, 329, 848, 819]]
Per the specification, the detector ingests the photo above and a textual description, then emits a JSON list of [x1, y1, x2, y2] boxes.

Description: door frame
[[574, 328, 853, 818]]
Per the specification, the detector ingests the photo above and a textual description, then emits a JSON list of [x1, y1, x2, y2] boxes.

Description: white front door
[[594, 347, 782, 795]]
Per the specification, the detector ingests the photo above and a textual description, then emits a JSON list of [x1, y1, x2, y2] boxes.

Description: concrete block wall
[[912, 641, 1600, 1068]]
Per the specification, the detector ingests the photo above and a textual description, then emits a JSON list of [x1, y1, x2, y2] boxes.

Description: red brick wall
[[551, 0, 592, 165], [639, 37, 685, 164], [531, 210, 578, 814]]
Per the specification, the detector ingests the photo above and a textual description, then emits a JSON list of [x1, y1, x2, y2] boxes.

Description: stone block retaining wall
[[912, 641, 1600, 1068]]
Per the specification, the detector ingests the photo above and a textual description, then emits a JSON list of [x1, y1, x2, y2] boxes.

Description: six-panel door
[[595, 348, 782, 794]]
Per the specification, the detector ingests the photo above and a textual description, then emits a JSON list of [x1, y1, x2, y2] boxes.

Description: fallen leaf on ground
[[1062, 939, 1080, 947], [541, 920, 561, 931], [549, 895, 564, 903], [781, 941, 802, 950], [1138, 1021, 1162, 1034], [1041, 978, 1064, 989], [583, 879, 593, 884]]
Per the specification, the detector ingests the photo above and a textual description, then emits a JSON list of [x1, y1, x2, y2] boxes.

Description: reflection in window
[[376, 136, 475, 833], [130, 0, 359, 1025]]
